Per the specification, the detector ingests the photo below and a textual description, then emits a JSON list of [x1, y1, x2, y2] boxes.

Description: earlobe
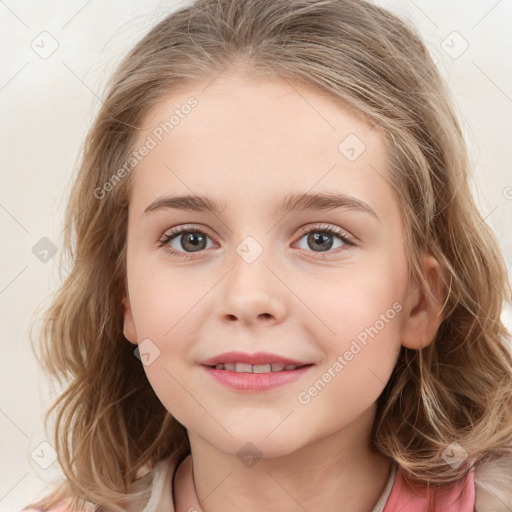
[[122, 296, 138, 345], [400, 255, 446, 350]]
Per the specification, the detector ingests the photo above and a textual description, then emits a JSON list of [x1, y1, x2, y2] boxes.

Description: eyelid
[[294, 223, 355, 245], [158, 223, 216, 248]]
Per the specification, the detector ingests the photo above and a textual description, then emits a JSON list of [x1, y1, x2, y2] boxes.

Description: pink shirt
[[25, 456, 477, 512], [383, 462, 476, 511]]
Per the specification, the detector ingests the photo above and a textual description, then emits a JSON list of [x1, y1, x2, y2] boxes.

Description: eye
[[158, 223, 355, 260], [294, 223, 354, 255], [158, 225, 215, 259]]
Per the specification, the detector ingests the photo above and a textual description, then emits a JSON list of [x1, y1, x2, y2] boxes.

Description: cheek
[[304, 264, 404, 384], [128, 258, 206, 339], [297, 280, 403, 419], [127, 262, 206, 386], [307, 264, 404, 338]]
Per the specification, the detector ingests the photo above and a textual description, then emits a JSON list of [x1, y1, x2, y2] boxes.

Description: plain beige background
[[1, 0, 511, 510]]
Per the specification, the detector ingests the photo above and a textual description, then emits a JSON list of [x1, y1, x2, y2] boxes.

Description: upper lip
[[201, 351, 312, 367]]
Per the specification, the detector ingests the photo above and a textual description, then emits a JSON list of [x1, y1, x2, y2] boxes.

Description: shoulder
[[23, 498, 96, 512], [23, 504, 73, 512], [474, 457, 512, 512], [23, 453, 182, 512]]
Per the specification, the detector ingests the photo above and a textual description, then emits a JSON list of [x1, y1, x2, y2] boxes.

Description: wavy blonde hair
[[25, 0, 512, 510]]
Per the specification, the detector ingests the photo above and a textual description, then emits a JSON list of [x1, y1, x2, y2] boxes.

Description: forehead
[[136, 69, 380, 152], [128, 70, 395, 216]]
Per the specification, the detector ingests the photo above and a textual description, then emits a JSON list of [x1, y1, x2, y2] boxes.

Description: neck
[[173, 405, 392, 512]]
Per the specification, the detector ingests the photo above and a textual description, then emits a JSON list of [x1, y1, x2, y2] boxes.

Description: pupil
[[182, 232, 206, 252], [308, 232, 333, 251]]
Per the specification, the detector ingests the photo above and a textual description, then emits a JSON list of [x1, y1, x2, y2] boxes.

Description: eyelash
[[157, 223, 355, 260]]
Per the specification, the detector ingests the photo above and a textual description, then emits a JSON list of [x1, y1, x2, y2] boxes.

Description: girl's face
[[122, 70, 439, 458]]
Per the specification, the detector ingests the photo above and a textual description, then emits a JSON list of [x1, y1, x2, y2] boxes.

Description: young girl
[[24, 0, 512, 511]]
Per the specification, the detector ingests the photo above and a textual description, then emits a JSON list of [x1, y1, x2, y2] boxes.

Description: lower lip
[[201, 365, 314, 392]]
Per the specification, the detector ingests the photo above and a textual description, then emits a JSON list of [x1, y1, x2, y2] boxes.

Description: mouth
[[205, 362, 313, 373], [201, 362, 315, 392]]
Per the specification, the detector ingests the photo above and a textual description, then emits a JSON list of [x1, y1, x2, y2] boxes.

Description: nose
[[216, 248, 287, 327]]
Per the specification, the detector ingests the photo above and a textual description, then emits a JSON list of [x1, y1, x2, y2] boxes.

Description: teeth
[[212, 363, 300, 372], [235, 362, 253, 373], [253, 364, 271, 373]]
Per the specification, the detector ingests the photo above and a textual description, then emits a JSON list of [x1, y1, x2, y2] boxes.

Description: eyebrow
[[143, 192, 379, 220]]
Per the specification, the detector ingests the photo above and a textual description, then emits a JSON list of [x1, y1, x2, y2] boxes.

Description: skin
[[122, 68, 444, 512]]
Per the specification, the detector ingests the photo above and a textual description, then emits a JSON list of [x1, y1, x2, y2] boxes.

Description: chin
[[211, 430, 304, 462]]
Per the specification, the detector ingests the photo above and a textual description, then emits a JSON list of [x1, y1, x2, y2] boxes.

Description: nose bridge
[[230, 233, 274, 299], [218, 234, 286, 324]]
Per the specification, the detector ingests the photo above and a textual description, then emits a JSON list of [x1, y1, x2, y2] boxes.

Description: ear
[[122, 295, 138, 345], [400, 254, 446, 350]]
